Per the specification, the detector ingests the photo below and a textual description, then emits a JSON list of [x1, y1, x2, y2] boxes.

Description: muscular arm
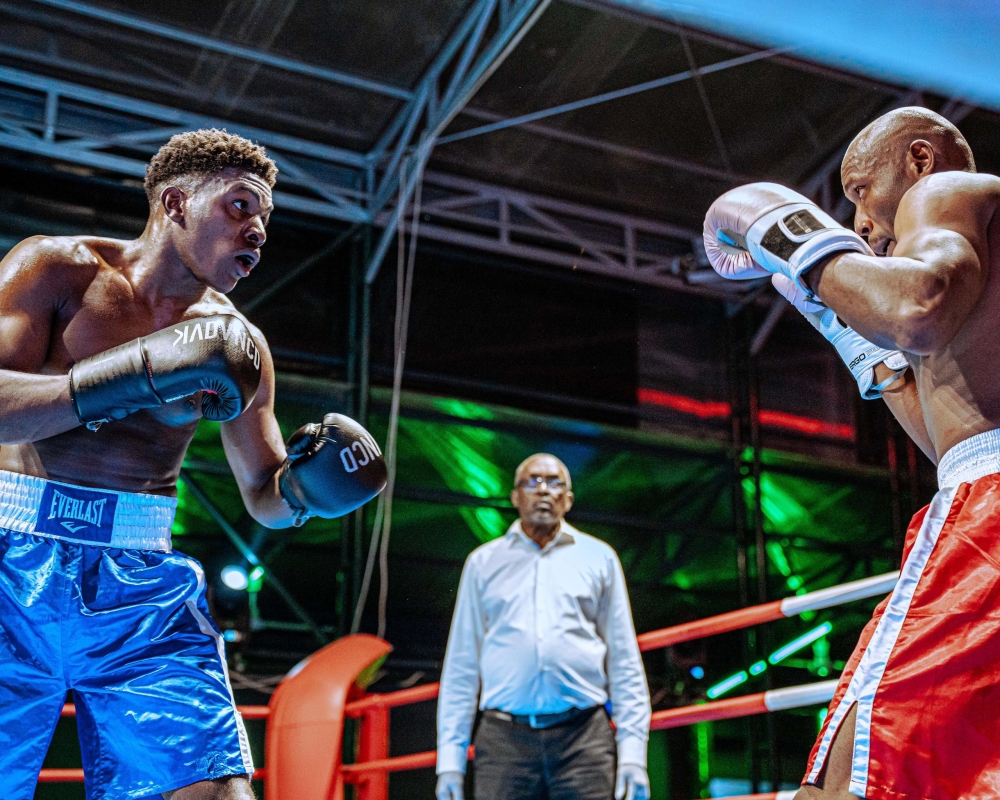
[[807, 173, 996, 354], [0, 238, 85, 444], [875, 361, 936, 463], [220, 324, 295, 528]]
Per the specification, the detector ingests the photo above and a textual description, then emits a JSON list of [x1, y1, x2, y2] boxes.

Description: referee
[[436, 453, 651, 800]]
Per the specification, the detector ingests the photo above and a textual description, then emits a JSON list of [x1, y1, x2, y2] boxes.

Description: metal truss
[[0, 64, 738, 293], [402, 171, 730, 293], [3, 0, 757, 190], [0, 65, 371, 223], [22, 0, 411, 100], [364, 0, 553, 282], [458, 97, 749, 186]]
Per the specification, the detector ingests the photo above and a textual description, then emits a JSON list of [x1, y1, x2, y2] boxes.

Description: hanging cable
[[377, 159, 424, 640], [350, 145, 427, 637], [350, 491, 384, 635]]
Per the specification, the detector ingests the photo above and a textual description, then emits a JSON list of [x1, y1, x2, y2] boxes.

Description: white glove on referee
[[436, 770, 465, 800], [615, 763, 650, 800]]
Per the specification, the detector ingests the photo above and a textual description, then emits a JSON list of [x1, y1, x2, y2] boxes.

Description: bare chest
[[47, 268, 221, 371]]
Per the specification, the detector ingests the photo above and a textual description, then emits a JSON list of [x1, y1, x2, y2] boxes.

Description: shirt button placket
[[536, 554, 544, 673]]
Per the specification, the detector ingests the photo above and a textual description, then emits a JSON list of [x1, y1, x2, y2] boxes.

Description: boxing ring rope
[[37, 571, 898, 796], [718, 794, 797, 800]]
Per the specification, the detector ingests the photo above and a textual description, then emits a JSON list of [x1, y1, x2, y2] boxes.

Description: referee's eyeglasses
[[517, 476, 568, 493]]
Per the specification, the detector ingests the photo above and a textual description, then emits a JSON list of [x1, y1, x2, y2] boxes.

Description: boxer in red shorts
[[703, 107, 1000, 799]]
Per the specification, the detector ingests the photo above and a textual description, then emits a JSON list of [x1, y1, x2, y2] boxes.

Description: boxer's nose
[[854, 211, 874, 240]]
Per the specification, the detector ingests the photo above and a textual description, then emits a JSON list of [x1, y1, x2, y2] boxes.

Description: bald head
[[844, 106, 975, 179], [514, 453, 571, 490], [511, 453, 574, 539], [839, 107, 977, 254]]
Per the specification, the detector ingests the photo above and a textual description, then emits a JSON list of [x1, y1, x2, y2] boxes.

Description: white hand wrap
[[773, 274, 908, 399]]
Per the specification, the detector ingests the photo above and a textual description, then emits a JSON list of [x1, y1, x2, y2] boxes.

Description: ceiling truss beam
[[23, 0, 412, 100], [436, 46, 785, 147], [0, 64, 746, 297], [363, 0, 554, 283]]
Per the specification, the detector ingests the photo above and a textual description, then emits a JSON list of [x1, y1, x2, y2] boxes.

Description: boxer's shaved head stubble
[[841, 107, 975, 255]]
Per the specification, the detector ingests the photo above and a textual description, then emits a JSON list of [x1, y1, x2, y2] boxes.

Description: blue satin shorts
[[0, 471, 253, 800]]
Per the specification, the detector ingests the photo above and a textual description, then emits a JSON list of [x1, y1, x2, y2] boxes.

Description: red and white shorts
[[803, 429, 1000, 799]]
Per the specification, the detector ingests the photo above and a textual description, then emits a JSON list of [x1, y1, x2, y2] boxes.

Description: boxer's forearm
[[220, 399, 298, 530], [807, 251, 974, 354], [240, 474, 297, 529], [0, 371, 80, 444], [876, 363, 936, 463]]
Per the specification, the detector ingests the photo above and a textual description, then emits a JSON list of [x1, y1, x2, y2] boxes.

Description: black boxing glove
[[69, 315, 262, 429], [279, 413, 388, 525]]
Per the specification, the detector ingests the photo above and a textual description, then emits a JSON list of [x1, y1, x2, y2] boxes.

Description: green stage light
[[768, 622, 833, 665], [247, 566, 265, 593], [695, 720, 711, 788], [766, 541, 792, 577], [707, 670, 748, 699], [749, 660, 767, 676]]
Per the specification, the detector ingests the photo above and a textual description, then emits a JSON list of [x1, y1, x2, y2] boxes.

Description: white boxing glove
[[704, 183, 869, 296], [773, 274, 908, 399]]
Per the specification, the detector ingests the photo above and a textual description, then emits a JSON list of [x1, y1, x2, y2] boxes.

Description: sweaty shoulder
[[897, 172, 1000, 234], [0, 235, 102, 295]]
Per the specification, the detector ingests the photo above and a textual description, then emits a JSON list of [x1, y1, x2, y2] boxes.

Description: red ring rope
[[39, 571, 897, 787]]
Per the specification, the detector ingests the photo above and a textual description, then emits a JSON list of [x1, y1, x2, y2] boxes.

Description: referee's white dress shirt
[[436, 519, 651, 775]]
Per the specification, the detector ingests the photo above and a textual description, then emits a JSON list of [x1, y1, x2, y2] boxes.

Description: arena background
[[2, 1, 998, 797]]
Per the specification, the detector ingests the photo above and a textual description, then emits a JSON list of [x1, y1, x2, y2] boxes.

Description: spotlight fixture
[[220, 565, 249, 591]]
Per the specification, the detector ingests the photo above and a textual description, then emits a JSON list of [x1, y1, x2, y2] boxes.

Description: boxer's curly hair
[[144, 128, 277, 206]]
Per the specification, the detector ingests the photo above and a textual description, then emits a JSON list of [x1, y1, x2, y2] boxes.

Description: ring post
[[265, 633, 392, 800], [355, 698, 390, 800]]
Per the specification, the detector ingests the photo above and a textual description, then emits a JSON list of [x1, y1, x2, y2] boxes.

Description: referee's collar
[[506, 519, 577, 551]]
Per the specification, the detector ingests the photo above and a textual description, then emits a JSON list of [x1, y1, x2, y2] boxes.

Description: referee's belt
[[482, 705, 596, 729]]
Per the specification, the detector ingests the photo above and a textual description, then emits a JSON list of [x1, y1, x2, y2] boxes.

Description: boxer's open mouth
[[234, 253, 258, 274]]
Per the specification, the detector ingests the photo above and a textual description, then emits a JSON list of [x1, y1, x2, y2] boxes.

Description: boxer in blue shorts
[[0, 129, 387, 800]]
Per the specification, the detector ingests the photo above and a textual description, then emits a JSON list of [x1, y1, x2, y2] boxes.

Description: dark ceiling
[[3, 0, 997, 241]]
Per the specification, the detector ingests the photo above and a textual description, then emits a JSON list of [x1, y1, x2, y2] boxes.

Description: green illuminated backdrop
[[161, 375, 901, 798]]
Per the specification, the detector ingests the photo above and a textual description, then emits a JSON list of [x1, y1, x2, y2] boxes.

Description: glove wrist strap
[[830, 328, 906, 399], [746, 202, 867, 297], [278, 463, 311, 527]]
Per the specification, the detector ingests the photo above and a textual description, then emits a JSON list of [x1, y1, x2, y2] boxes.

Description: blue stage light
[[221, 565, 249, 591]]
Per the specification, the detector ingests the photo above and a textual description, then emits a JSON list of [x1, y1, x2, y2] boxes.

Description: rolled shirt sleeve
[[436, 554, 484, 775], [598, 551, 652, 767]]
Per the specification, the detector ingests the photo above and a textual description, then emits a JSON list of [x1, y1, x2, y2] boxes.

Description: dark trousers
[[472, 707, 616, 800]]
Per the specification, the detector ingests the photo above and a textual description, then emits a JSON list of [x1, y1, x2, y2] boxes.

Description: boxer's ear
[[160, 185, 187, 224], [907, 139, 935, 179]]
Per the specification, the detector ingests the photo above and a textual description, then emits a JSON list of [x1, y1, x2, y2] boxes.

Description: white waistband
[[0, 470, 175, 551], [937, 429, 1000, 489]]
